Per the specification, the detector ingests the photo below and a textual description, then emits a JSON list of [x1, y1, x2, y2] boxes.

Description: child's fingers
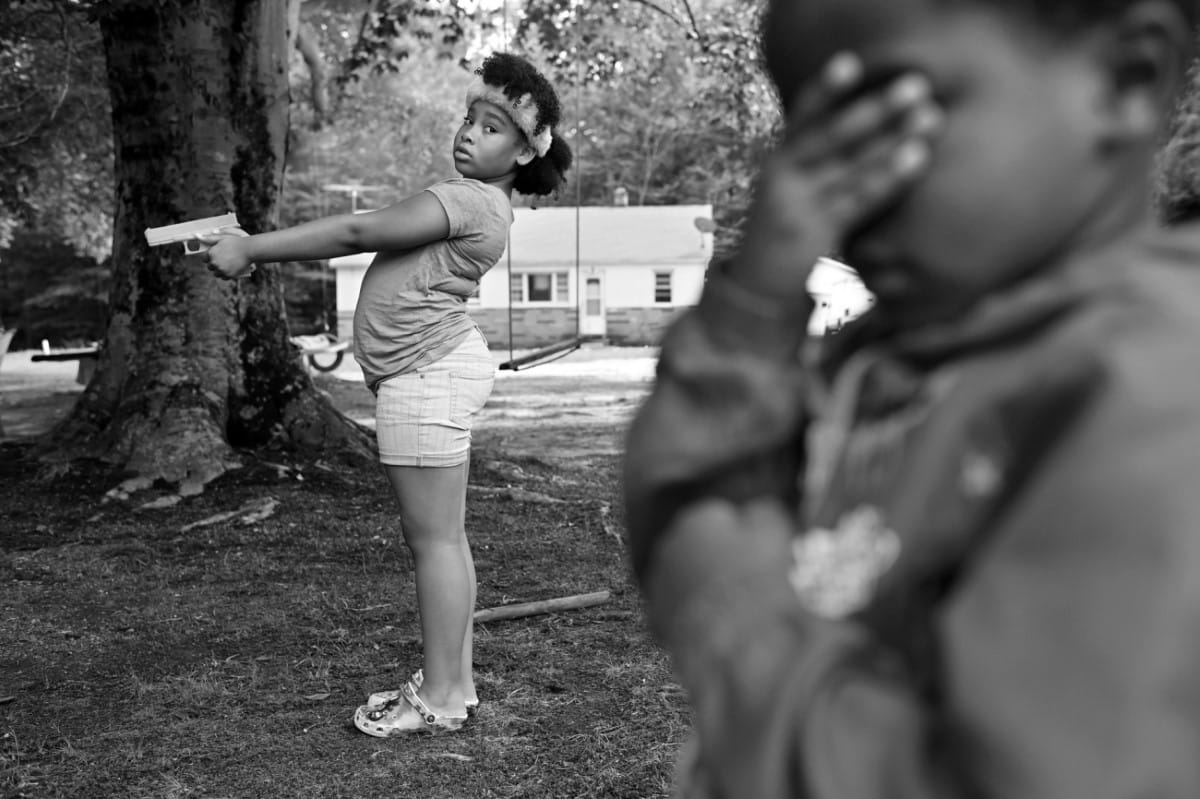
[[790, 74, 934, 166], [823, 133, 935, 226], [903, 102, 945, 139], [725, 57, 940, 294], [195, 230, 247, 246], [807, 93, 942, 221], [784, 51, 865, 136], [206, 261, 256, 279]]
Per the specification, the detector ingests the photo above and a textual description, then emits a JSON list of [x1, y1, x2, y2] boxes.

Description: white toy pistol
[[144, 213, 243, 255]]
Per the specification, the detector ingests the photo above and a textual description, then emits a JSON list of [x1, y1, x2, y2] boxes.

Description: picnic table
[[290, 334, 350, 373], [26, 336, 348, 384], [31, 345, 100, 384]]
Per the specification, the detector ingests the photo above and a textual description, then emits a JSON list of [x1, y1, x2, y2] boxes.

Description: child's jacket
[[624, 223, 1200, 798]]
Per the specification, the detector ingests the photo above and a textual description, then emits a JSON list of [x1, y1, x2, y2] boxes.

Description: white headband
[[465, 76, 553, 158]]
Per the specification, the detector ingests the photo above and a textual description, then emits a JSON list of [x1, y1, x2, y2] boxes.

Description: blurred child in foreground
[[624, 0, 1200, 796]]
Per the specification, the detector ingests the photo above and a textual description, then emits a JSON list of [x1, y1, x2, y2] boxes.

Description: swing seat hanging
[[498, 336, 583, 371], [494, 0, 587, 374], [290, 332, 350, 372]]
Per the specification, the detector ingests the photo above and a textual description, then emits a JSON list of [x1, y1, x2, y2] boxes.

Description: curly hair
[[963, 0, 1199, 33], [764, 0, 1198, 112], [474, 53, 574, 197], [1157, 58, 1200, 223]]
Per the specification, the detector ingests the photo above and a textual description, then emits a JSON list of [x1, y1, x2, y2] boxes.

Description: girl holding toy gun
[[203, 53, 572, 737]]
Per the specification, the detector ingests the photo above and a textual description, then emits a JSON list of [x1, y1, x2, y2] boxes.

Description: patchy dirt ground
[[1, 347, 689, 799]]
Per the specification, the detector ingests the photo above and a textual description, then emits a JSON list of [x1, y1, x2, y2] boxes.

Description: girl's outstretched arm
[[204, 191, 451, 279]]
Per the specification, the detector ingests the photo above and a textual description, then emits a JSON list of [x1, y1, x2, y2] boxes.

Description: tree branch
[[294, 21, 328, 129], [622, 0, 703, 44], [0, 3, 74, 149]]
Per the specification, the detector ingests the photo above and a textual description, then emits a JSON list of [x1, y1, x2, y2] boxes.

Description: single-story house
[[330, 203, 714, 349]]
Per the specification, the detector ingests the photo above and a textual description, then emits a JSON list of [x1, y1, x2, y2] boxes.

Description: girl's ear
[[516, 146, 536, 167], [1098, 0, 1191, 146]]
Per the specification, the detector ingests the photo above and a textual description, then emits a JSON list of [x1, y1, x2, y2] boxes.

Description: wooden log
[[469, 485, 565, 504], [473, 590, 612, 623]]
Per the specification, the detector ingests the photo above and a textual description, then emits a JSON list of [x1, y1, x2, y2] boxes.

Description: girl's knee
[[401, 520, 465, 553]]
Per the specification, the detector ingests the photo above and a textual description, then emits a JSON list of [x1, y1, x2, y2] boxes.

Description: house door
[[579, 275, 606, 337]]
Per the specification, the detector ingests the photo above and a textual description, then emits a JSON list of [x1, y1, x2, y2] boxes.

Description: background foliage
[[0, 0, 779, 347]]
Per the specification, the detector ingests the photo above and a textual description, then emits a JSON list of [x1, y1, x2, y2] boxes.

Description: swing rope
[[496, 0, 585, 372]]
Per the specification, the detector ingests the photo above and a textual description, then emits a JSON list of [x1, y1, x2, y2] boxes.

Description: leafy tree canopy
[[0, 0, 113, 259]]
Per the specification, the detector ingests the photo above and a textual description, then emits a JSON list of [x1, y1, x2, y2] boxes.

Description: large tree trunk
[[46, 0, 372, 494]]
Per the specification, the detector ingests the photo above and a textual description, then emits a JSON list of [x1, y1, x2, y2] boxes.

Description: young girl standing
[[204, 53, 572, 736]]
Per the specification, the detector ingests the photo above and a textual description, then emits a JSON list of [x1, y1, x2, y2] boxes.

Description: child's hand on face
[[199, 230, 255, 280], [732, 52, 943, 298]]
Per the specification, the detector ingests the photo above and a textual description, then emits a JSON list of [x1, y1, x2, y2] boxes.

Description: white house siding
[[469, 261, 580, 347], [330, 251, 872, 348], [606, 307, 686, 345], [597, 261, 705, 345], [468, 259, 707, 347], [331, 252, 370, 344], [472, 307, 579, 348], [330, 203, 715, 349], [603, 262, 706, 307]]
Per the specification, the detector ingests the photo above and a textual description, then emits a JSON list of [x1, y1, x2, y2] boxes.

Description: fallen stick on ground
[[469, 485, 565, 504], [179, 497, 279, 532], [473, 590, 612, 623]]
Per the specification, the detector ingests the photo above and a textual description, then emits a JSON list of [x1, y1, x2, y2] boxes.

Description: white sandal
[[367, 670, 479, 715], [353, 677, 467, 737]]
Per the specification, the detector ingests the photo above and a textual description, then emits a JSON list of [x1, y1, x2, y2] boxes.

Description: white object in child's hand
[[144, 213, 243, 255]]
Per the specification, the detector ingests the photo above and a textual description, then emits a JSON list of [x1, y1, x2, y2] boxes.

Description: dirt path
[[0, 351, 86, 440], [0, 344, 658, 457]]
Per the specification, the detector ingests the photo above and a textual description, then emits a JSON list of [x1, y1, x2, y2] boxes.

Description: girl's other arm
[[205, 191, 450, 279]]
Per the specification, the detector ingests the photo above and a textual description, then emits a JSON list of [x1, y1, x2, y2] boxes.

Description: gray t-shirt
[[353, 178, 512, 392]]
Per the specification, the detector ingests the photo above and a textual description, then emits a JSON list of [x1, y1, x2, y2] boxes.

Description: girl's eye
[[484, 125, 497, 134], [463, 116, 473, 125]]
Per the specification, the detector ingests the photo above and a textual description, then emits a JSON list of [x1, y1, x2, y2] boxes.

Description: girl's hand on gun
[[199, 230, 255, 280], [732, 52, 944, 298]]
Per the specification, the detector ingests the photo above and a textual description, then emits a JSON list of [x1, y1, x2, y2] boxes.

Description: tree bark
[[45, 0, 372, 494]]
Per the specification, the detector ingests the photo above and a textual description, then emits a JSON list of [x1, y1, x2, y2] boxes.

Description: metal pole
[[574, 0, 582, 339]]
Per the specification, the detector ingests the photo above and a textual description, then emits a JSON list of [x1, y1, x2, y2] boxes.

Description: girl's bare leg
[[385, 461, 473, 716], [461, 534, 478, 706]]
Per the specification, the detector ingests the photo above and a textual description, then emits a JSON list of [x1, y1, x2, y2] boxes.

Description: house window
[[654, 271, 673, 304], [510, 271, 570, 304]]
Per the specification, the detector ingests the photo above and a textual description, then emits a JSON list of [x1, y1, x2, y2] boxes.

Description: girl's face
[[764, 0, 1138, 320], [453, 100, 532, 183]]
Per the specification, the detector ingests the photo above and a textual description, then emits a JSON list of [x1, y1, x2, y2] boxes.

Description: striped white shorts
[[374, 329, 496, 467]]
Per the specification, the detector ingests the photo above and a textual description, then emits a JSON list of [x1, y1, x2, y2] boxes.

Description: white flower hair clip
[[465, 76, 553, 158]]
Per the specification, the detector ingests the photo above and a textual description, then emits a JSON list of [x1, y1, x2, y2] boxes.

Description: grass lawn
[[0, 362, 688, 798]]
